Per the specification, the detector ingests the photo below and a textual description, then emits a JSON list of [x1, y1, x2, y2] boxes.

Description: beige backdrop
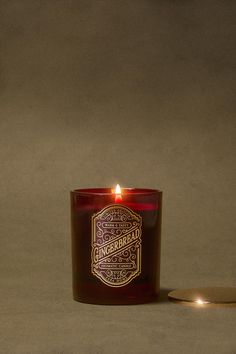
[[0, 1, 235, 353]]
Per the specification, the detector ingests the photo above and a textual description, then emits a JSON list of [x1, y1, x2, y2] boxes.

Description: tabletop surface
[[1, 281, 236, 354]]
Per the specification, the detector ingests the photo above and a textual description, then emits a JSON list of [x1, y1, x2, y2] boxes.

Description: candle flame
[[115, 184, 121, 195], [114, 184, 122, 203]]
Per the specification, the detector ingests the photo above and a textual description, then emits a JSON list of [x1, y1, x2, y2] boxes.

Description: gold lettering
[[122, 236, 127, 246], [114, 241, 119, 251], [94, 247, 99, 263], [118, 238, 123, 248], [95, 229, 142, 261]]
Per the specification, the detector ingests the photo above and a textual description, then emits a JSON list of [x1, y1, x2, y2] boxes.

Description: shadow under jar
[[70, 188, 162, 305]]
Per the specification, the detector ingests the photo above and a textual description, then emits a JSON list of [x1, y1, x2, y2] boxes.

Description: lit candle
[[70, 186, 162, 305]]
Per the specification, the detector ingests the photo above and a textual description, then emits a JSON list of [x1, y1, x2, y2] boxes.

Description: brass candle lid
[[168, 287, 236, 307]]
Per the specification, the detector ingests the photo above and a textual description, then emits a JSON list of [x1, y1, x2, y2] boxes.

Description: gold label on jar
[[91, 205, 142, 287]]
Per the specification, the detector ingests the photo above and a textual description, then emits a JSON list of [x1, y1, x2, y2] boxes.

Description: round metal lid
[[168, 287, 236, 307]]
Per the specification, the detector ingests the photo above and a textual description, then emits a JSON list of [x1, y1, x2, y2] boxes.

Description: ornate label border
[[91, 204, 142, 287]]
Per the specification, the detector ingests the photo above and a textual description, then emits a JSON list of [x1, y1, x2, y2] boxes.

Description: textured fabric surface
[[0, 1, 235, 353]]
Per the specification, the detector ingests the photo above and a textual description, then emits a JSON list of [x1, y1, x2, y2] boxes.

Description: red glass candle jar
[[70, 188, 162, 305]]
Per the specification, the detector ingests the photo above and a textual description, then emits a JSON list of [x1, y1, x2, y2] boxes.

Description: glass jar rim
[[71, 187, 162, 196]]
